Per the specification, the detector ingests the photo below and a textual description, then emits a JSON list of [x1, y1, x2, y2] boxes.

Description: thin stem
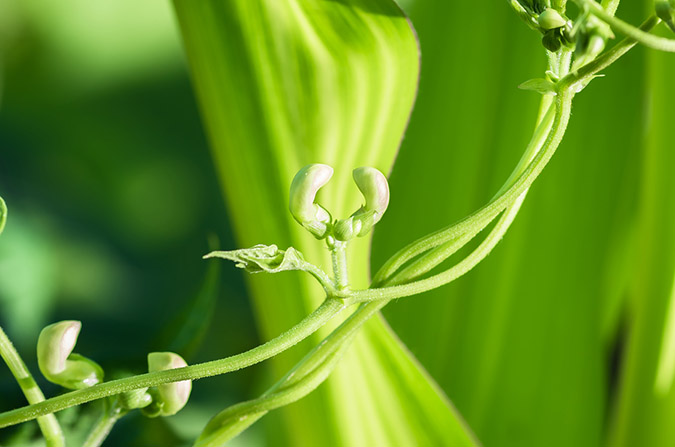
[[382, 89, 554, 286], [354, 194, 528, 303], [356, 88, 573, 302], [299, 260, 336, 294], [330, 241, 349, 290], [82, 400, 126, 447], [372, 87, 566, 287], [0, 298, 346, 428], [0, 326, 64, 447], [575, 0, 675, 52], [600, 0, 621, 17], [560, 16, 660, 90], [195, 333, 354, 446]]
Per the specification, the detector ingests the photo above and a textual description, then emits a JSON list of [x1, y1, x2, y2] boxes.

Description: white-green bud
[[37, 321, 103, 390], [289, 164, 333, 239], [119, 387, 153, 410], [538, 9, 567, 30], [143, 352, 191, 417], [334, 167, 389, 241]]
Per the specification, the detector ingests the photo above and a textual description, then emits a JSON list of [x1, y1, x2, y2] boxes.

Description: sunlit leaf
[[204, 245, 307, 275]]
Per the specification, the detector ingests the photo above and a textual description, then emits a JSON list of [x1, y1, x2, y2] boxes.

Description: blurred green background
[[0, 1, 263, 445], [1, 0, 674, 446]]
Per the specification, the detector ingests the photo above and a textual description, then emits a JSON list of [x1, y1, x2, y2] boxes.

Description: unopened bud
[[142, 352, 191, 417], [37, 321, 103, 390], [289, 164, 333, 239], [334, 167, 389, 241], [119, 387, 153, 410], [538, 9, 567, 30]]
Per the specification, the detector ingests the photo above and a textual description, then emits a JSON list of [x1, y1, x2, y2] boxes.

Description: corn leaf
[[173, 0, 477, 445], [373, 2, 648, 446], [606, 35, 675, 447]]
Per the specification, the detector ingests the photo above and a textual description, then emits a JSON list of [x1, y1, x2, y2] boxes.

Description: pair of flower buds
[[37, 321, 191, 416], [289, 164, 390, 241]]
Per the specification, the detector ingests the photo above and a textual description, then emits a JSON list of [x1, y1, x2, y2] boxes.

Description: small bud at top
[[334, 167, 390, 241], [352, 167, 389, 224], [538, 9, 567, 30], [37, 321, 103, 390], [145, 352, 192, 417], [289, 164, 334, 239]]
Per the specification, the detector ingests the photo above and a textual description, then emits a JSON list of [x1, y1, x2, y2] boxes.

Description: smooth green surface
[[173, 0, 477, 445], [373, 2, 651, 447], [606, 32, 675, 447]]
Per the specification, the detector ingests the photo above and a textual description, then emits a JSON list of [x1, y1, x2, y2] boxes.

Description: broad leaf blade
[[173, 0, 477, 445], [373, 2, 647, 446], [606, 38, 675, 447]]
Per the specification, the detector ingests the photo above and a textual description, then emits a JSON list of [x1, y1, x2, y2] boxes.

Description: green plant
[[1, 0, 674, 445]]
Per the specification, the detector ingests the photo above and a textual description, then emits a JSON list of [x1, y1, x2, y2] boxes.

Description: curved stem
[[0, 326, 64, 447], [195, 334, 354, 446], [372, 87, 563, 287], [357, 88, 573, 302], [575, 0, 675, 52], [600, 0, 621, 17], [354, 194, 527, 303], [82, 400, 126, 447], [0, 298, 347, 428]]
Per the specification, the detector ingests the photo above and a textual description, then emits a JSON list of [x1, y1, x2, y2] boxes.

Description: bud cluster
[[37, 321, 191, 417], [289, 164, 390, 243], [509, 0, 615, 65]]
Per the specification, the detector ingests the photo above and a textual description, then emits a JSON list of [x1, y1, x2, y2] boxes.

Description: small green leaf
[[204, 244, 305, 275], [518, 78, 557, 95]]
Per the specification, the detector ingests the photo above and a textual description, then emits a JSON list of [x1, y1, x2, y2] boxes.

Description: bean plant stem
[[331, 241, 349, 290], [82, 401, 126, 447], [574, 0, 675, 52], [0, 326, 64, 446], [0, 298, 346, 428], [354, 88, 573, 302]]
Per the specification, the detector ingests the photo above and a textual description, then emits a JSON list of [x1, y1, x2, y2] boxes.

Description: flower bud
[[37, 321, 103, 390], [538, 9, 567, 30], [334, 167, 389, 241], [142, 352, 191, 417], [119, 387, 153, 410], [289, 164, 334, 239]]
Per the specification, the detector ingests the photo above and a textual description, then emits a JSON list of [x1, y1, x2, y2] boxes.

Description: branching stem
[[0, 298, 346, 428], [574, 0, 675, 52]]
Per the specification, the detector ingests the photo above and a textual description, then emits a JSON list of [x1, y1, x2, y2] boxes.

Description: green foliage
[[1, 0, 675, 446]]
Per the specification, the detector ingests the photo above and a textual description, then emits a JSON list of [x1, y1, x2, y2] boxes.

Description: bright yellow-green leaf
[[173, 0, 478, 445]]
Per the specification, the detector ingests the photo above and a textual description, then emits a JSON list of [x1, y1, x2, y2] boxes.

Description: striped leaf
[[173, 0, 477, 445]]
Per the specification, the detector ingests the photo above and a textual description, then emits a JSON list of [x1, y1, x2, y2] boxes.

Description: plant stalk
[[0, 326, 64, 447]]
